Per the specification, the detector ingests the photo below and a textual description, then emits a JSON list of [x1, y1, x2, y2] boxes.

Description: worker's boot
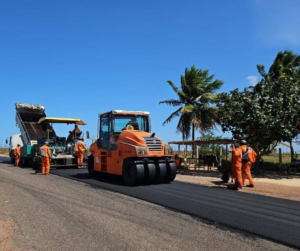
[[246, 184, 254, 188], [227, 185, 240, 190]]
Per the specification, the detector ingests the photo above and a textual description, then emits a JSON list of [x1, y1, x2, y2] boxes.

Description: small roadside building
[[168, 139, 235, 170]]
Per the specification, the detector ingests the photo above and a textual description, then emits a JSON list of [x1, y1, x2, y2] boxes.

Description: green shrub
[[258, 161, 289, 171]]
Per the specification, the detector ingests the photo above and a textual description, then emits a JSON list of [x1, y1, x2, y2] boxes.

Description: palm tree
[[269, 51, 300, 80], [159, 66, 223, 156]]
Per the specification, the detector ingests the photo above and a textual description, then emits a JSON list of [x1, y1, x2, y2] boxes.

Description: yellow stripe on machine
[[37, 117, 86, 125]]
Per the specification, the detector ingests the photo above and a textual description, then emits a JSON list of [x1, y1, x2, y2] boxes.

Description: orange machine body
[[88, 110, 176, 185], [90, 130, 173, 175]]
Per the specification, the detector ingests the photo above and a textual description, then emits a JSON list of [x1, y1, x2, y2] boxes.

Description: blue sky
[[1, 0, 300, 151]]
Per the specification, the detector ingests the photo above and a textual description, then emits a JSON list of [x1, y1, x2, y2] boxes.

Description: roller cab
[[88, 110, 177, 186]]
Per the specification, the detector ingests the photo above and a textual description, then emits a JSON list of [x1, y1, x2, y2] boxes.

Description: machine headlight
[[136, 148, 147, 155]]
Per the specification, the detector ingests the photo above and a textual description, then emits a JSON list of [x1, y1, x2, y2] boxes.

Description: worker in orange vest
[[38, 141, 51, 175], [240, 140, 256, 187], [14, 144, 21, 166], [75, 138, 87, 165], [227, 143, 243, 190], [174, 154, 181, 168]]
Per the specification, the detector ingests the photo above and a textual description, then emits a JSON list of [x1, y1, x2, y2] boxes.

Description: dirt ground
[[175, 168, 300, 201], [0, 218, 21, 251]]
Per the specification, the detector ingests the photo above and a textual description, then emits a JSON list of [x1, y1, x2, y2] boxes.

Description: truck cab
[[8, 134, 24, 163]]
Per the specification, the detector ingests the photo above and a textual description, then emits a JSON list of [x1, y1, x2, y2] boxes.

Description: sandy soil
[[175, 169, 300, 201], [0, 218, 21, 251]]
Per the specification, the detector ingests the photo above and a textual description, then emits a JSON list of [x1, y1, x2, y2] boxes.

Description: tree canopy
[[216, 50, 300, 166]]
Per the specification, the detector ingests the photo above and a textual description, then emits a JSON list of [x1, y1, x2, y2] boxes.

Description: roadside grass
[[0, 148, 9, 156], [261, 154, 290, 164]]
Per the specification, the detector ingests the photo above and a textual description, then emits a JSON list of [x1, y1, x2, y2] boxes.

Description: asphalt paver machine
[[14, 103, 87, 169]]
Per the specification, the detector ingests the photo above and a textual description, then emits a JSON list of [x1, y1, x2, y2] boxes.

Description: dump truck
[[88, 110, 177, 186], [14, 103, 87, 168], [7, 134, 23, 163]]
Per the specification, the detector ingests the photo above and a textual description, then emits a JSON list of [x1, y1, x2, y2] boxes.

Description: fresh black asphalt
[[50, 168, 300, 249]]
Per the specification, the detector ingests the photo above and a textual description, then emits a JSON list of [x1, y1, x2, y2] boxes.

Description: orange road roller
[[88, 110, 177, 186]]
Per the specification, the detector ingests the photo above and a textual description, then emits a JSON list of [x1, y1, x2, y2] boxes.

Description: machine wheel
[[144, 162, 156, 184], [9, 151, 15, 163], [221, 172, 230, 183], [122, 158, 144, 186], [286, 166, 297, 175], [165, 161, 177, 183], [33, 158, 42, 173], [88, 155, 96, 176], [155, 161, 167, 183], [21, 158, 27, 167]]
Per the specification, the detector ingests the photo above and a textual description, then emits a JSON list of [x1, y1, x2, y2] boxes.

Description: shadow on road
[[69, 172, 125, 186], [211, 181, 228, 187], [57, 171, 169, 188]]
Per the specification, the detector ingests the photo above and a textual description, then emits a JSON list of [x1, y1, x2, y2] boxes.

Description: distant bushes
[[0, 148, 9, 155], [258, 161, 289, 172]]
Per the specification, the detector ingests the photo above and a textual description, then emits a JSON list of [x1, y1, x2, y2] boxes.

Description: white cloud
[[246, 76, 258, 86]]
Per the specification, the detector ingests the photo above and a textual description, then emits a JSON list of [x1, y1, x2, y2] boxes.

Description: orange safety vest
[[75, 140, 87, 152], [232, 146, 242, 167], [14, 146, 20, 156], [248, 147, 257, 163], [174, 157, 180, 167], [39, 145, 51, 158]]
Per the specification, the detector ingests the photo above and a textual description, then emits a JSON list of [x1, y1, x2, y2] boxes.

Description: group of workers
[[229, 139, 257, 190], [172, 139, 257, 191], [13, 125, 87, 175]]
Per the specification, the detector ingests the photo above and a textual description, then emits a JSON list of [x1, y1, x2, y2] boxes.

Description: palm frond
[[166, 80, 179, 94], [159, 99, 182, 106], [162, 106, 182, 125], [176, 112, 192, 140], [181, 104, 194, 114]]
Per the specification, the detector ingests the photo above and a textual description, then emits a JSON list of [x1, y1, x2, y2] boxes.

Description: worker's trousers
[[15, 155, 20, 166], [232, 165, 242, 188], [242, 162, 254, 185], [41, 157, 50, 175], [77, 152, 84, 164]]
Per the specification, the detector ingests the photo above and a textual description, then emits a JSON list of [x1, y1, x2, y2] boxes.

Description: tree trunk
[[290, 140, 294, 161], [253, 142, 260, 171], [255, 154, 262, 170], [192, 123, 195, 158]]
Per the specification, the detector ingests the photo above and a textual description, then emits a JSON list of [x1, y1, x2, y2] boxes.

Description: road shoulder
[[175, 171, 300, 201]]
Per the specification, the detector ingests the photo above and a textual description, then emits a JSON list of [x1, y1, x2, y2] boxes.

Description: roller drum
[[155, 161, 167, 184], [165, 161, 177, 183], [144, 162, 157, 184]]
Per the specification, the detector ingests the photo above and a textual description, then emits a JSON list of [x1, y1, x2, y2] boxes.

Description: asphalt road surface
[[0, 157, 298, 250], [50, 168, 300, 249]]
